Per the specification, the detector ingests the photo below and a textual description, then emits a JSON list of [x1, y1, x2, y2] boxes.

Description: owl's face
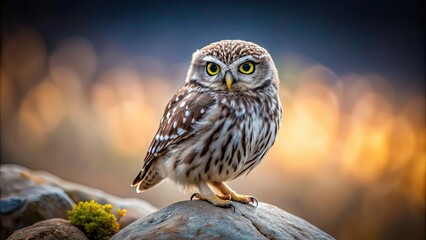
[[185, 40, 279, 92]]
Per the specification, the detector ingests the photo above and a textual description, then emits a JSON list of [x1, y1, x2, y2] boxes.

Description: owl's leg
[[212, 182, 258, 206], [190, 182, 234, 210]]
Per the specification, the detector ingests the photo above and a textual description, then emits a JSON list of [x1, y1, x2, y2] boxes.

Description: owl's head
[[185, 40, 279, 92]]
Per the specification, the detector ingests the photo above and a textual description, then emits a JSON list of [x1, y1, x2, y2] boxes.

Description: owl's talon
[[190, 193, 198, 201], [229, 204, 236, 213], [250, 197, 259, 207]]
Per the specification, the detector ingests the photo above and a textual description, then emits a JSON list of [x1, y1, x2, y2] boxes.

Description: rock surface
[[25, 165, 158, 227], [0, 166, 74, 239], [7, 218, 88, 240], [0, 164, 157, 239], [112, 200, 335, 240]]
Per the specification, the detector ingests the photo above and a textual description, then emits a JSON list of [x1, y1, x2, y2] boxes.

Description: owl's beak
[[225, 71, 233, 90]]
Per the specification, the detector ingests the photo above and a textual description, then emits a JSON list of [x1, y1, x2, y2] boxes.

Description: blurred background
[[1, 0, 424, 239]]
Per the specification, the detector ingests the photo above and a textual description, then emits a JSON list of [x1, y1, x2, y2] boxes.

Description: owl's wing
[[131, 85, 215, 186]]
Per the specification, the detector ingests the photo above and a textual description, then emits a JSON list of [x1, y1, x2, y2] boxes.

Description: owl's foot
[[230, 193, 259, 206], [217, 194, 232, 201], [211, 182, 259, 207], [190, 193, 235, 212]]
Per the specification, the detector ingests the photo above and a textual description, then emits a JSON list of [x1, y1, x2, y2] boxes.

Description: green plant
[[68, 200, 126, 240]]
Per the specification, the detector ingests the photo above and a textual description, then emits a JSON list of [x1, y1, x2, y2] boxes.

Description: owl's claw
[[229, 204, 236, 213], [190, 193, 197, 201], [249, 197, 259, 207]]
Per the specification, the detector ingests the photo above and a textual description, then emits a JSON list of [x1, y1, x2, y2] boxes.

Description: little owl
[[131, 40, 282, 209]]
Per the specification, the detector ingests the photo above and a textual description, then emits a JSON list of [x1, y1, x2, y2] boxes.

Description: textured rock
[[112, 200, 335, 240], [0, 165, 74, 239], [0, 164, 157, 239], [37, 171, 158, 228], [7, 218, 88, 240]]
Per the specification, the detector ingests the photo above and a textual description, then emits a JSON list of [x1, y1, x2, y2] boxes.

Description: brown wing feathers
[[131, 85, 215, 187]]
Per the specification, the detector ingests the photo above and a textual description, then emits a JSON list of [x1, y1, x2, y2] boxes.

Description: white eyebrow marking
[[229, 55, 255, 69], [202, 55, 227, 69]]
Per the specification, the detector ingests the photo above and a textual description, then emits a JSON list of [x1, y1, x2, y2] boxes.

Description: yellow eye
[[238, 61, 255, 74], [206, 62, 220, 76]]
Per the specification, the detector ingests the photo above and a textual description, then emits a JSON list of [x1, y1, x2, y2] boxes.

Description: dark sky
[[2, 0, 424, 93]]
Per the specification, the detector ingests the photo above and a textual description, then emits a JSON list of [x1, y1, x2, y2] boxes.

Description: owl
[[131, 40, 282, 210]]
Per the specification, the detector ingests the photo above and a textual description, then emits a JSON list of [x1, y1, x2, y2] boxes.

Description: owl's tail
[[131, 163, 164, 192]]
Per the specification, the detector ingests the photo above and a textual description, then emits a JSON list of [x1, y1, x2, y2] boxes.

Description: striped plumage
[[132, 40, 282, 208]]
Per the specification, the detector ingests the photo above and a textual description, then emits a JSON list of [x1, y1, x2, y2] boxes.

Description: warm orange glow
[[341, 93, 392, 182], [389, 116, 416, 172], [407, 153, 426, 207], [49, 67, 83, 111], [274, 78, 340, 173], [92, 67, 159, 155], [19, 80, 66, 141]]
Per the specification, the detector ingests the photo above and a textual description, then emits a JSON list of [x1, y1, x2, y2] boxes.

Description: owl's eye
[[238, 62, 255, 74], [206, 62, 220, 76]]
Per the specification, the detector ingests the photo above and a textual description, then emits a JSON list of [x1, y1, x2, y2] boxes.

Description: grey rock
[[0, 164, 157, 237], [0, 165, 75, 240], [112, 200, 335, 240], [36, 169, 158, 228], [3, 164, 157, 228], [7, 218, 88, 240]]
